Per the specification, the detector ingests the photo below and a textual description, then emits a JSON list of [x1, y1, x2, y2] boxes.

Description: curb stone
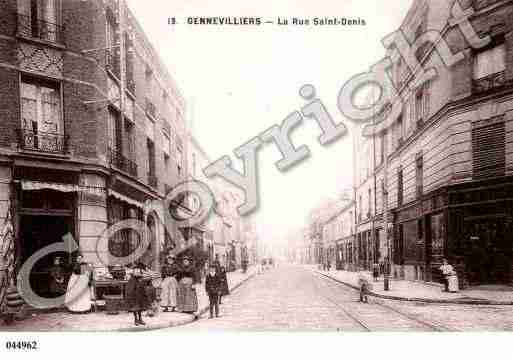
[[315, 270, 513, 306]]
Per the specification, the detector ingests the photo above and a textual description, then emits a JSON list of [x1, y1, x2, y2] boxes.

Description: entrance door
[[20, 215, 74, 298], [465, 217, 512, 285]]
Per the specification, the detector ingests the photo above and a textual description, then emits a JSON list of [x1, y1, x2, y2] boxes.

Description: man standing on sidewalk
[[205, 264, 221, 318]]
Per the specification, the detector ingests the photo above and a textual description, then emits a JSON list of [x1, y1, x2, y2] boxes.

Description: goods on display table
[[92, 265, 161, 313]]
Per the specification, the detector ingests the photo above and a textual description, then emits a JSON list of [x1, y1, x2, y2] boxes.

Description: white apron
[[65, 272, 92, 313], [160, 277, 178, 307], [448, 274, 459, 293]]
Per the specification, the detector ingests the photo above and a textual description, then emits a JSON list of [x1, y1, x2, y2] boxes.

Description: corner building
[[0, 0, 188, 298], [355, 0, 513, 287]]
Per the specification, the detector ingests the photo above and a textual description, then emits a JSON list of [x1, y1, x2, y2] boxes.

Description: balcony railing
[[127, 78, 136, 95], [16, 13, 64, 44], [148, 173, 158, 189], [472, 71, 508, 94], [109, 147, 138, 177], [18, 129, 68, 154]]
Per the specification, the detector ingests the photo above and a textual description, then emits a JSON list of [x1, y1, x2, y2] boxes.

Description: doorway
[[464, 217, 512, 285], [20, 215, 74, 299]]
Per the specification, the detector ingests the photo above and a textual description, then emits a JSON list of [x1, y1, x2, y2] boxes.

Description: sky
[[126, 0, 413, 246]]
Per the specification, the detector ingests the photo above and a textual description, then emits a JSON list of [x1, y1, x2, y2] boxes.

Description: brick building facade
[[337, 0, 513, 288], [0, 0, 188, 298]]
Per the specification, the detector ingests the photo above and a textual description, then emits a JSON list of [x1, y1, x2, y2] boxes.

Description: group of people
[[49, 252, 232, 326], [156, 255, 230, 322]]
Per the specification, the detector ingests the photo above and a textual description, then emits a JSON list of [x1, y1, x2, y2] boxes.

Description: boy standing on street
[[205, 264, 221, 318]]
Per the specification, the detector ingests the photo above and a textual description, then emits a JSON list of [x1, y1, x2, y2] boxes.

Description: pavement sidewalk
[[307, 265, 513, 305], [1, 267, 257, 331]]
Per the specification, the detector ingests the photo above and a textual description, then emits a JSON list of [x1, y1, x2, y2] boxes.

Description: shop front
[[13, 166, 81, 301], [447, 178, 513, 287], [394, 202, 426, 281]]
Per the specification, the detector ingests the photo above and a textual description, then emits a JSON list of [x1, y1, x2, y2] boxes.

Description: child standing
[[205, 265, 221, 318], [126, 263, 149, 326]]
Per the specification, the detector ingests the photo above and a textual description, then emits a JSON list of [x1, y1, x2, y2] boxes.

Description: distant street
[[166, 265, 513, 331]]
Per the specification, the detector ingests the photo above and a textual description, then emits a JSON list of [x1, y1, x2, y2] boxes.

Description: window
[[107, 108, 122, 152], [177, 139, 183, 175], [472, 118, 506, 179], [106, 13, 120, 77], [358, 195, 363, 222], [125, 121, 136, 175], [17, 0, 62, 43], [163, 132, 171, 158], [147, 138, 157, 187], [381, 179, 386, 214], [396, 113, 404, 147], [20, 78, 64, 153], [416, 154, 423, 198], [397, 167, 403, 206], [473, 44, 505, 80], [415, 82, 430, 127]]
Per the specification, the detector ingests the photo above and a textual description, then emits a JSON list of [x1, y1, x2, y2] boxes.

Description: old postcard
[[1, 0, 513, 357]]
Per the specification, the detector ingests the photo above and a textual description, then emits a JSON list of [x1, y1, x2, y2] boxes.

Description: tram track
[[312, 270, 451, 332]]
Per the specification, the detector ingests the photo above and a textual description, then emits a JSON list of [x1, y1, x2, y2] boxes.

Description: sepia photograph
[[0, 0, 513, 357]]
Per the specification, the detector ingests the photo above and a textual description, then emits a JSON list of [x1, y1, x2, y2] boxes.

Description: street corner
[[1, 309, 196, 332]]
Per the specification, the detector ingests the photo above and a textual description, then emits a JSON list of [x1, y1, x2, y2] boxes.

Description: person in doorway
[[65, 254, 92, 313], [205, 264, 221, 318], [439, 259, 454, 292], [49, 257, 68, 297], [126, 263, 149, 326], [160, 256, 179, 312], [217, 265, 230, 304]]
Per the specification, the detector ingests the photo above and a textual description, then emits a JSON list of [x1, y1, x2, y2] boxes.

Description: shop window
[[108, 200, 142, 260], [430, 213, 444, 259]]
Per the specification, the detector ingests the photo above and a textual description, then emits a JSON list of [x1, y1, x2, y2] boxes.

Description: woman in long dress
[[65, 255, 92, 314], [218, 266, 229, 304], [160, 256, 178, 312], [176, 257, 198, 313]]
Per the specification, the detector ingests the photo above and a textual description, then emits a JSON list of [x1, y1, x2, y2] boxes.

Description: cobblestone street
[[171, 266, 513, 331]]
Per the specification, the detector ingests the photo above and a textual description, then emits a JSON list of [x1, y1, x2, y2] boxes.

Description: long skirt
[[160, 277, 178, 308], [65, 273, 92, 313], [177, 278, 198, 313]]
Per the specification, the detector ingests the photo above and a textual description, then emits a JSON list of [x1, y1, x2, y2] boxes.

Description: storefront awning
[[21, 180, 105, 196], [108, 189, 144, 209]]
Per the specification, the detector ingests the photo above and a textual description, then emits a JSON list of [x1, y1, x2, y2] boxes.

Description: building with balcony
[[0, 0, 187, 299], [352, 0, 513, 287], [187, 134, 249, 270]]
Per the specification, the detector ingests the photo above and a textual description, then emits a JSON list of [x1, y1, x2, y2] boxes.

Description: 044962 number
[[5, 341, 38, 350]]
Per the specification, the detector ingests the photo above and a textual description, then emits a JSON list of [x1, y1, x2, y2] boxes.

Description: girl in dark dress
[[126, 263, 149, 326], [218, 266, 229, 304]]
